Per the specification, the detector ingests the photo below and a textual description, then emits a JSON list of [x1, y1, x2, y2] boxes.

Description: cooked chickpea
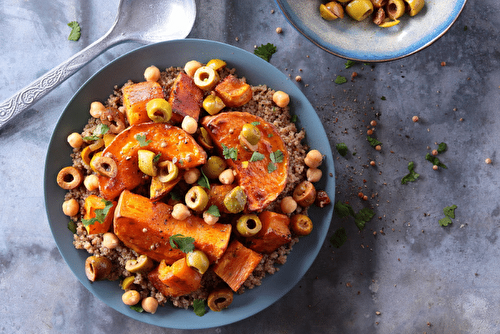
[[295, 75, 302, 82], [304, 149, 323, 168], [184, 168, 201, 184], [182, 116, 198, 134], [172, 203, 191, 220], [370, 120, 377, 127], [90, 101, 106, 118], [142, 297, 159, 314], [432, 149, 438, 156], [280, 196, 297, 214], [67, 132, 83, 148], [122, 290, 141, 306], [62, 199, 79, 217], [102, 232, 120, 249], [84, 174, 99, 191], [273, 91, 290, 108], [144, 65, 161, 82], [307, 168, 323, 183], [412, 116, 419, 122], [219, 169, 235, 185], [433, 165, 439, 171], [370, 160, 376, 166], [375, 145, 382, 151], [485, 158, 492, 164], [367, 129, 373, 135], [203, 211, 219, 225], [184, 60, 202, 78]]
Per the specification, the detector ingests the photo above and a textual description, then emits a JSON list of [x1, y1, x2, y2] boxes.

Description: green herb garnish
[[401, 161, 420, 184], [270, 150, 284, 164], [198, 169, 210, 189], [193, 299, 207, 317], [330, 227, 347, 248], [334, 201, 374, 231], [267, 162, 277, 173], [170, 190, 181, 201], [334, 201, 355, 219], [439, 205, 457, 227], [68, 221, 77, 234], [334, 76, 347, 85], [67, 21, 81, 41], [367, 136, 382, 147], [153, 153, 162, 163], [254, 43, 277, 62], [345, 60, 357, 69], [381, 96, 386, 100], [135, 134, 152, 147], [437, 142, 447, 154], [83, 123, 109, 141], [249, 151, 265, 162], [169, 234, 195, 253], [251, 121, 260, 126], [130, 304, 144, 313], [206, 205, 221, 217], [425, 153, 447, 169], [291, 114, 298, 123], [336, 143, 348, 157], [81, 200, 113, 227], [222, 144, 238, 161]]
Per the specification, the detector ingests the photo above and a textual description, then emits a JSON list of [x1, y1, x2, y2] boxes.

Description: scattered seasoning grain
[[376, 311, 381, 315], [485, 158, 492, 164], [441, 62, 446, 66], [363, 195, 368, 201], [276, 27, 282, 34], [412, 116, 419, 122]]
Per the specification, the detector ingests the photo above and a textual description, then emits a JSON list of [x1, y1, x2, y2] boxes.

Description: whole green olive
[[185, 185, 209, 212], [85, 256, 112, 282], [185, 250, 210, 274], [223, 186, 247, 214], [202, 156, 227, 179], [236, 214, 262, 237], [239, 123, 261, 147]]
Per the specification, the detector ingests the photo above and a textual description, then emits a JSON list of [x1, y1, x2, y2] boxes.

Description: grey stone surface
[[1, 0, 499, 333]]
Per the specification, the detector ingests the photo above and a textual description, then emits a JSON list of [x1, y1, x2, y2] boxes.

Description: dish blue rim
[[275, 0, 468, 62], [44, 38, 335, 329]]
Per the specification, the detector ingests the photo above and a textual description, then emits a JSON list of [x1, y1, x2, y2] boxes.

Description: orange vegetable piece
[[202, 112, 288, 212], [82, 195, 116, 235], [98, 122, 207, 200], [113, 190, 232, 264], [213, 240, 263, 292], [150, 171, 183, 200], [122, 81, 165, 125], [168, 72, 204, 124], [214, 74, 253, 108], [148, 258, 202, 297], [247, 211, 291, 254], [207, 184, 237, 214]]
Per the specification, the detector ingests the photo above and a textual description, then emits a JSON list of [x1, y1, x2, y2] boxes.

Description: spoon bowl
[[0, 0, 196, 130]]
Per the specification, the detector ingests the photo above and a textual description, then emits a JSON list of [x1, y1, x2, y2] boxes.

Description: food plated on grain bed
[[56, 58, 331, 315]]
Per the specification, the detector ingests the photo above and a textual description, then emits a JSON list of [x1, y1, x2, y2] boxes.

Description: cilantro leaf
[[153, 153, 162, 163], [437, 142, 447, 154], [198, 169, 210, 189], [270, 150, 284, 164], [345, 60, 357, 69], [425, 153, 447, 169], [367, 136, 382, 147], [193, 299, 207, 316], [254, 43, 277, 62], [334, 76, 347, 85], [67, 21, 81, 41], [206, 205, 220, 217], [249, 151, 265, 162], [401, 161, 420, 185], [291, 114, 298, 123], [443, 204, 457, 219], [169, 234, 195, 253], [170, 190, 181, 201], [439, 217, 452, 227], [130, 304, 144, 313], [267, 162, 277, 173], [381, 96, 386, 100], [68, 221, 77, 234], [336, 143, 348, 157], [83, 123, 109, 141], [81, 200, 113, 227], [268, 133, 274, 138], [334, 201, 355, 219], [330, 227, 347, 248], [222, 144, 238, 161], [135, 134, 152, 147], [354, 208, 375, 231], [251, 121, 260, 126]]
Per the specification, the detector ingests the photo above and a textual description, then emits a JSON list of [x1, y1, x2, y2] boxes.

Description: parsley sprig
[[439, 205, 457, 227], [334, 201, 375, 231], [81, 199, 114, 227], [401, 161, 420, 184], [254, 43, 277, 62], [336, 143, 348, 157], [222, 144, 238, 161], [169, 234, 195, 253], [67, 21, 81, 41], [83, 124, 109, 141], [135, 134, 152, 147]]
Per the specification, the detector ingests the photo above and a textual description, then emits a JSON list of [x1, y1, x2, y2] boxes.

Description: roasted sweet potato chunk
[[113, 190, 231, 264], [213, 240, 263, 292], [98, 122, 207, 200], [148, 258, 202, 297], [122, 81, 164, 125], [82, 195, 116, 235], [214, 75, 253, 108], [202, 112, 288, 211], [247, 211, 291, 254], [150, 172, 183, 200], [207, 184, 237, 214], [168, 72, 204, 124]]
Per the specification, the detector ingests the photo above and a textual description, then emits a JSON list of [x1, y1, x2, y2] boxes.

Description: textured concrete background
[[1, 0, 499, 333]]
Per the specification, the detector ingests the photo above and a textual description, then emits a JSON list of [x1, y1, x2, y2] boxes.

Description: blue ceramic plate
[[44, 39, 335, 329], [276, 0, 467, 62]]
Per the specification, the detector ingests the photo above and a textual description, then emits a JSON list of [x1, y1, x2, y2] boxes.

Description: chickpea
[[304, 149, 323, 168], [102, 232, 120, 249], [412, 116, 419, 122], [432, 165, 439, 171], [84, 174, 99, 191], [62, 199, 79, 217], [370, 160, 376, 166], [142, 297, 159, 314], [295, 75, 302, 82], [485, 158, 492, 164], [144, 65, 161, 82], [370, 120, 377, 127], [122, 290, 141, 306], [273, 91, 290, 108], [90, 101, 106, 118], [182, 116, 198, 134], [431, 149, 438, 156], [367, 129, 373, 135], [184, 168, 201, 184], [184, 60, 202, 78], [203, 211, 219, 225], [375, 145, 382, 151], [307, 168, 322, 183], [219, 169, 235, 185], [67, 132, 83, 148], [280, 196, 297, 214], [172, 203, 191, 220]]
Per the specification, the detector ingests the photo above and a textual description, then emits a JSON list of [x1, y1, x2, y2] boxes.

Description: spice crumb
[[376, 311, 381, 315], [441, 61, 446, 66]]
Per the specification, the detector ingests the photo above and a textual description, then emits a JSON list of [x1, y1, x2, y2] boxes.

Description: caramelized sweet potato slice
[[202, 112, 288, 212], [114, 190, 231, 263], [247, 211, 291, 254], [82, 195, 116, 235], [150, 172, 183, 200], [168, 72, 204, 124], [98, 122, 207, 200], [148, 258, 202, 297], [208, 184, 237, 214], [213, 240, 263, 292], [122, 81, 164, 125], [214, 75, 253, 108]]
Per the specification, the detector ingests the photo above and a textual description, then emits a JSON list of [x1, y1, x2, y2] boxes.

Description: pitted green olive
[[290, 214, 313, 236], [387, 0, 405, 19], [346, 0, 374, 21], [207, 288, 234, 311], [186, 250, 210, 274], [236, 214, 262, 237], [203, 95, 226, 115], [198, 127, 214, 151], [240, 123, 261, 146], [85, 256, 112, 282], [292, 181, 317, 207], [404, 0, 424, 16], [157, 160, 178, 183], [138, 149, 157, 177], [202, 156, 227, 179], [146, 98, 172, 123], [223, 186, 247, 214], [185, 185, 209, 212], [125, 255, 154, 273], [193, 66, 220, 90]]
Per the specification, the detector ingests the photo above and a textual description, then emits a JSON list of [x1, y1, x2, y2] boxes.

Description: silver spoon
[[0, 0, 196, 129]]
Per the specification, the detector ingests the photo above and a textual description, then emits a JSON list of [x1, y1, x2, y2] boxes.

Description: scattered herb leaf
[[336, 143, 348, 157], [153, 153, 162, 163], [425, 153, 447, 169], [193, 299, 207, 317], [67, 21, 81, 41], [169, 234, 195, 253], [367, 136, 382, 147], [268, 133, 274, 138], [83, 124, 109, 141], [222, 144, 238, 161], [345, 60, 357, 69], [437, 142, 447, 154], [81, 200, 113, 227], [249, 151, 265, 162], [330, 227, 347, 248], [254, 43, 277, 62], [334, 201, 355, 219], [197, 169, 210, 189], [170, 190, 181, 201], [354, 208, 375, 231], [334, 75, 347, 85], [270, 150, 284, 164], [381, 96, 386, 100], [291, 114, 298, 123], [251, 121, 260, 126], [439, 217, 453, 227], [68, 221, 77, 234], [135, 134, 152, 147], [464, 26, 468, 31], [443, 204, 457, 219], [401, 161, 420, 185], [267, 162, 277, 173], [206, 205, 220, 217]]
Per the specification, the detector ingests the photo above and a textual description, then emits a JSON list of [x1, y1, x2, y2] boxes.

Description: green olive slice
[[236, 214, 262, 237], [185, 185, 209, 212], [202, 95, 226, 115], [85, 256, 112, 282], [146, 98, 172, 123], [138, 149, 157, 177], [157, 160, 179, 183], [121, 276, 136, 290], [223, 186, 247, 214], [185, 250, 210, 274], [125, 255, 154, 273]]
